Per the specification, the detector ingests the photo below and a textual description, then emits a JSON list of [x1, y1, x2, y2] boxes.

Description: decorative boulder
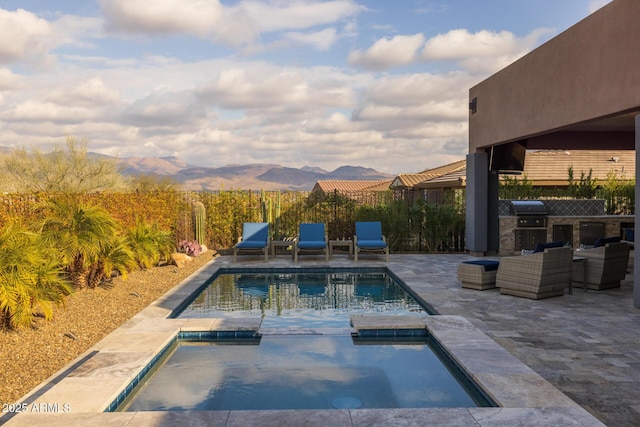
[[171, 253, 193, 268]]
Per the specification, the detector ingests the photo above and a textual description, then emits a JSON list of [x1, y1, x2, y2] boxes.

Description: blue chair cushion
[[298, 241, 326, 250], [594, 236, 621, 248], [462, 260, 500, 271], [298, 224, 326, 250], [242, 223, 268, 240], [236, 240, 267, 249], [357, 239, 387, 249], [237, 223, 269, 249], [355, 222, 383, 241], [533, 240, 564, 253]]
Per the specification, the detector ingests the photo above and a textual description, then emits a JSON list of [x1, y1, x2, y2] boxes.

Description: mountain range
[[0, 145, 393, 190], [118, 156, 394, 191]]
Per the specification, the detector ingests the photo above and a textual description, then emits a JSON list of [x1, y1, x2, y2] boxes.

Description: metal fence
[[195, 189, 465, 253], [1, 190, 466, 253]]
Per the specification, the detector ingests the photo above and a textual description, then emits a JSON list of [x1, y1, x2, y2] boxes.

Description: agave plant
[[127, 221, 174, 269], [36, 196, 119, 289], [178, 240, 202, 257], [0, 223, 73, 329]]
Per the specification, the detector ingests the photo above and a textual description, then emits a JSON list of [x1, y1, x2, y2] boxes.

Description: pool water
[[175, 271, 427, 328], [121, 335, 487, 411]]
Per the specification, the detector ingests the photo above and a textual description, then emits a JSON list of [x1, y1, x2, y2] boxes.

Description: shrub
[[127, 221, 174, 269], [0, 137, 130, 193], [36, 196, 119, 289], [0, 223, 72, 329], [87, 233, 137, 288]]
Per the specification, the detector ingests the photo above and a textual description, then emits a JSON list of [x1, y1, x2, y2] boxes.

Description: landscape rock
[[170, 253, 193, 268]]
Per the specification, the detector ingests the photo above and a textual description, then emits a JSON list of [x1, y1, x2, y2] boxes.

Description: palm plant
[[87, 233, 137, 288], [0, 223, 72, 329], [127, 221, 174, 269], [36, 197, 118, 289]]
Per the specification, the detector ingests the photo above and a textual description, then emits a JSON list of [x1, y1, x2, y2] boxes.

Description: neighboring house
[[312, 150, 634, 205], [415, 150, 635, 195], [390, 160, 466, 203], [390, 160, 466, 190], [311, 180, 393, 194]]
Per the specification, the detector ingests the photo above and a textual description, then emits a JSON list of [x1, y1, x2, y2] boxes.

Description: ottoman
[[457, 260, 500, 290]]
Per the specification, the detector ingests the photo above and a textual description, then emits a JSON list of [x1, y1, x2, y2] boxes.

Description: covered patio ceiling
[[465, 0, 639, 307], [524, 110, 639, 151]]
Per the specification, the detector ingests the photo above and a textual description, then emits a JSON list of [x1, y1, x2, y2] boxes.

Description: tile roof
[[312, 179, 392, 193], [391, 160, 466, 188], [415, 150, 634, 189], [519, 150, 634, 185], [417, 168, 467, 189]]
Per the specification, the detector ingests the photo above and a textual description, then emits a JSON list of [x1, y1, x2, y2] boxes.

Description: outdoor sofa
[[496, 245, 572, 299], [573, 240, 630, 290]]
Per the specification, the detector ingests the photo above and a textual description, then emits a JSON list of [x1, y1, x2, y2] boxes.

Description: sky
[[0, 0, 613, 174]]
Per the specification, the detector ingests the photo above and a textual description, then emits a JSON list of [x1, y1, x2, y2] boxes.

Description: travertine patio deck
[[2, 252, 638, 426]]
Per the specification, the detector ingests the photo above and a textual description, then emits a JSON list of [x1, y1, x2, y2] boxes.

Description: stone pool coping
[[1, 258, 605, 426]]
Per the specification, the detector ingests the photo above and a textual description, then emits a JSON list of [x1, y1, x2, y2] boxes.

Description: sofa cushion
[[533, 240, 564, 253], [594, 236, 621, 248], [462, 260, 500, 271]]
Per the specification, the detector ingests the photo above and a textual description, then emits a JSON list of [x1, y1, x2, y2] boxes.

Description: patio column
[[635, 115, 640, 308], [466, 152, 499, 255]]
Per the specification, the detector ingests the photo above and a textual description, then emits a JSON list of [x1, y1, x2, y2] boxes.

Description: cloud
[[362, 72, 476, 107], [99, 0, 257, 46], [44, 77, 119, 108], [348, 27, 553, 73], [50, 15, 105, 49], [9, 100, 101, 123], [348, 33, 425, 70], [0, 68, 21, 91], [197, 68, 306, 110], [353, 72, 477, 128], [284, 28, 338, 51], [196, 66, 355, 115], [0, 53, 472, 173], [0, 8, 55, 64], [121, 90, 207, 129], [422, 28, 553, 73], [240, 0, 365, 32], [99, 0, 224, 35], [99, 0, 363, 49]]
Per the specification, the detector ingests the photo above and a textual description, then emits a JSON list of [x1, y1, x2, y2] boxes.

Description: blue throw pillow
[[594, 236, 621, 248], [463, 260, 500, 271], [533, 241, 564, 253]]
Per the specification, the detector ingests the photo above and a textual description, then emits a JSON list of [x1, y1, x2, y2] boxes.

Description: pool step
[[351, 314, 429, 338]]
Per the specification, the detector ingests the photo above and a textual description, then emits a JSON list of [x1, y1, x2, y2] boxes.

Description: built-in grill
[[509, 200, 548, 228]]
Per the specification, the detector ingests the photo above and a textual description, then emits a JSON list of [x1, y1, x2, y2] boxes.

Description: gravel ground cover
[[0, 253, 213, 405]]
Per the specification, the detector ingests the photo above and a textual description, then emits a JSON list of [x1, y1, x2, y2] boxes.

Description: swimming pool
[[10, 257, 601, 425], [119, 335, 492, 411], [108, 269, 493, 412], [173, 269, 429, 328]]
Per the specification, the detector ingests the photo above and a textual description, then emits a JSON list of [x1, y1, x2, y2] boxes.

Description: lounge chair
[[496, 246, 572, 299], [573, 241, 630, 290], [354, 221, 389, 262], [294, 223, 328, 262], [233, 222, 270, 262]]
